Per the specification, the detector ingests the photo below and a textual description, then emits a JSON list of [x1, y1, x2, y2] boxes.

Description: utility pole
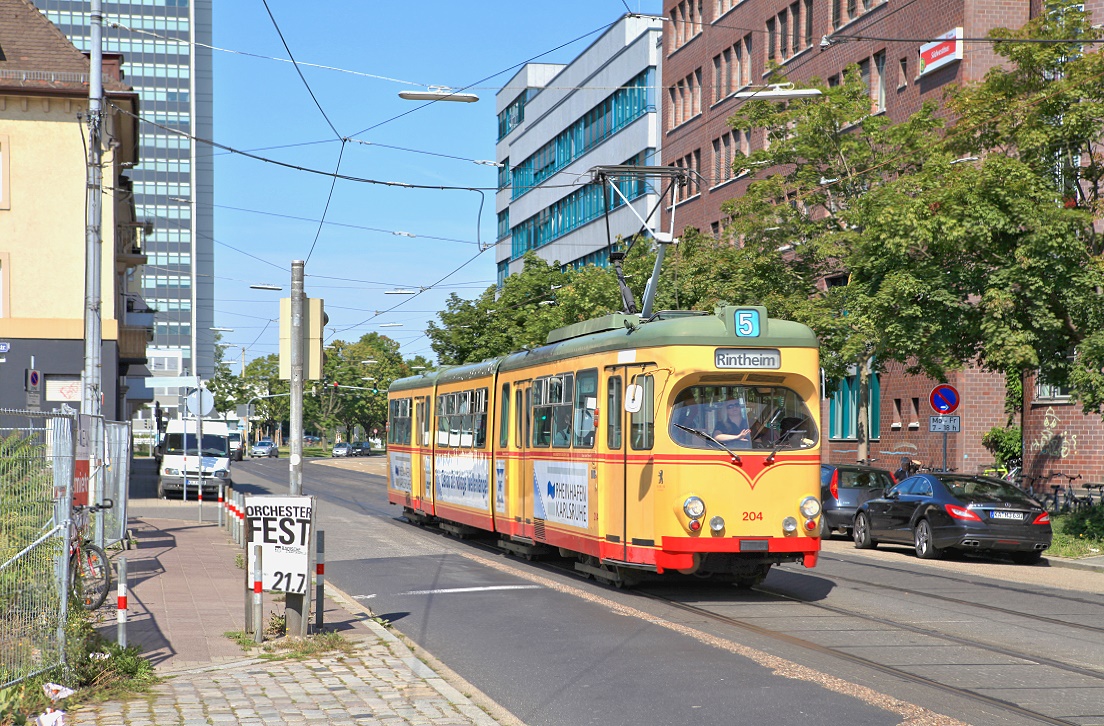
[[286, 260, 306, 636], [81, 0, 104, 417]]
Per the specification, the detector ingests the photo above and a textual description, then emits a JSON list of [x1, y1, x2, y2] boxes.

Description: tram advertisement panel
[[495, 459, 507, 513], [390, 452, 412, 493], [533, 461, 589, 528], [436, 453, 490, 508]]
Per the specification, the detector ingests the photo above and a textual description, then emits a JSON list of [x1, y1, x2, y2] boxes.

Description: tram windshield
[[670, 384, 818, 451]]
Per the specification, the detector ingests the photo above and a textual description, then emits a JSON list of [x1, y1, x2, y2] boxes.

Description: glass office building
[[33, 0, 215, 407]]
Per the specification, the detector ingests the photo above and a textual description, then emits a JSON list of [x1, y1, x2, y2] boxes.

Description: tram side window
[[515, 388, 524, 448], [552, 374, 574, 448], [415, 398, 425, 446], [388, 398, 412, 446], [630, 374, 654, 450], [421, 396, 431, 446], [524, 387, 532, 447], [434, 388, 488, 449], [574, 369, 598, 448], [531, 376, 552, 447], [607, 376, 623, 450], [499, 383, 511, 448]]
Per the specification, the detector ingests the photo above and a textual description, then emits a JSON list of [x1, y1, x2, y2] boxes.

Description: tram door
[[413, 395, 432, 513], [604, 365, 656, 562], [505, 380, 530, 538]]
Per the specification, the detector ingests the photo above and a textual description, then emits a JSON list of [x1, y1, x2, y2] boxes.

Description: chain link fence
[[0, 410, 75, 689]]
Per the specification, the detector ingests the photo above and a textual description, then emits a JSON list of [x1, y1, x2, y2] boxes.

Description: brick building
[[659, 0, 1104, 483]]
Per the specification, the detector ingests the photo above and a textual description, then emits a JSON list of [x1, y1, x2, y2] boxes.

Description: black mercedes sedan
[[852, 473, 1052, 564]]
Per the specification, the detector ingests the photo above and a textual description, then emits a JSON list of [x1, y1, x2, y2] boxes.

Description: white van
[[228, 430, 243, 461], [158, 419, 233, 498]]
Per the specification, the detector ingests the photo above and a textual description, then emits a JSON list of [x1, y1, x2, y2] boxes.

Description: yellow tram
[[387, 306, 822, 586]]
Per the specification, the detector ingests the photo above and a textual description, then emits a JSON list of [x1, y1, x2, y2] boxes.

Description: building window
[[497, 159, 510, 189], [833, 0, 884, 29], [671, 149, 701, 202], [712, 34, 753, 103], [511, 152, 651, 260], [497, 260, 509, 287], [0, 134, 9, 210], [769, 3, 813, 62], [873, 50, 886, 112], [497, 210, 510, 241], [828, 370, 880, 440], [898, 57, 908, 88], [711, 130, 749, 187], [669, 0, 703, 53], [716, 0, 739, 17], [1036, 375, 1072, 401], [498, 89, 535, 140], [668, 67, 702, 130], [513, 68, 654, 197]]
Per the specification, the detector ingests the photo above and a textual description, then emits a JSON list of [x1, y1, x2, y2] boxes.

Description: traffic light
[[372, 385, 379, 394], [333, 381, 339, 391]]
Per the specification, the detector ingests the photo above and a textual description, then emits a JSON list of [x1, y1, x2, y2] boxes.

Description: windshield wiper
[[765, 428, 806, 464], [673, 423, 742, 465]]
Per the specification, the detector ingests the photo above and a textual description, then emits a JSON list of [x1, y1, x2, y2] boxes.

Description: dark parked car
[[820, 464, 895, 538], [853, 473, 1052, 564], [352, 441, 373, 457], [332, 442, 352, 458]]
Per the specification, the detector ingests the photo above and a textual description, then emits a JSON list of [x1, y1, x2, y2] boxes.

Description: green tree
[[240, 354, 289, 442], [943, 0, 1104, 414]]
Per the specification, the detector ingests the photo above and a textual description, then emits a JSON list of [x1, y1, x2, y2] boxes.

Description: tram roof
[[497, 305, 816, 373], [389, 306, 815, 394]]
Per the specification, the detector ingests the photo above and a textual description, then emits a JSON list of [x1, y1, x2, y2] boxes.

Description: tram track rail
[[632, 588, 1084, 726], [804, 567, 1104, 637]]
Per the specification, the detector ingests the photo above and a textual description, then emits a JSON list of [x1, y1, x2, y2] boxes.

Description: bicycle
[[1040, 473, 1084, 514], [69, 499, 113, 610]]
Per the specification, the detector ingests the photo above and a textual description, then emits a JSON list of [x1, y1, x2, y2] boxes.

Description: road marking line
[[398, 585, 542, 596]]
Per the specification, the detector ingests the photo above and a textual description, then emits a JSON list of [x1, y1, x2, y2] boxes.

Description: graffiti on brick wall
[[1031, 407, 1078, 459]]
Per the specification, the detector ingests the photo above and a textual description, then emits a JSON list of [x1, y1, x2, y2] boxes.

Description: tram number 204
[[272, 571, 307, 594], [742, 511, 763, 521]]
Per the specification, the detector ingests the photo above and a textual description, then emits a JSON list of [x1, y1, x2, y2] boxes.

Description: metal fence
[[99, 421, 131, 549], [0, 409, 75, 689]]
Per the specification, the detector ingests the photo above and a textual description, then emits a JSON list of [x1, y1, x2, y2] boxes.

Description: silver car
[[251, 440, 279, 458]]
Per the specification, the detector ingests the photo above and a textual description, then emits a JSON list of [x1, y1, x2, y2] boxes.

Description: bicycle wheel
[[71, 543, 111, 610]]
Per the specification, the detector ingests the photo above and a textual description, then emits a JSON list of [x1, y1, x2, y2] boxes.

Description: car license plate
[[990, 511, 1023, 520]]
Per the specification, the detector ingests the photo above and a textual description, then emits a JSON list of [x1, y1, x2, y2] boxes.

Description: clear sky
[[208, 1, 662, 370]]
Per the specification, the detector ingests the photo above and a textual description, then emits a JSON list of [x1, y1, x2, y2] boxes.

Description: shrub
[[1062, 506, 1104, 541], [981, 426, 1021, 467]]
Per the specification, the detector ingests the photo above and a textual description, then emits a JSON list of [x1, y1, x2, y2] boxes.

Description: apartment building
[[659, 0, 1104, 481], [32, 0, 215, 416], [0, 0, 148, 419], [495, 14, 664, 284]]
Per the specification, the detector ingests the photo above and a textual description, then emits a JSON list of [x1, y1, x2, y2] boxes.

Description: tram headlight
[[799, 496, 821, 519], [683, 496, 706, 519], [709, 516, 725, 533], [782, 517, 799, 533]]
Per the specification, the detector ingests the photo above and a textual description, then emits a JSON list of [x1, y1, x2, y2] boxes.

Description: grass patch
[[223, 627, 356, 661], [1048, 513, 1104, 558]]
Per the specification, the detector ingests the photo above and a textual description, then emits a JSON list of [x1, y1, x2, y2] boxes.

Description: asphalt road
[[212, 456, 1104, 726]]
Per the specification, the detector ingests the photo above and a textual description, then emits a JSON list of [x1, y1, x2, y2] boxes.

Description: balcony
[[118, 324, 153, 363]]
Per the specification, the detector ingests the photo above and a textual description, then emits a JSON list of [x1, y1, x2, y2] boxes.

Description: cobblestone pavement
[[70, 608, 503, 726]]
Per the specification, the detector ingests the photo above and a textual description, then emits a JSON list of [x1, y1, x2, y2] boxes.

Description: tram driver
[[713, 400, 752, 447]]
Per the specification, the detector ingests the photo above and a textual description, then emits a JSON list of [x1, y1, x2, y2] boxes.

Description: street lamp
[[210, 327, 234, 332], [250, 283, 282, 291], [361, 359, 377, 364], [384, 289, 418, 294], [734, 83, 822, 99], [399, 86, 479, 103], [380, 323, 403, 328]]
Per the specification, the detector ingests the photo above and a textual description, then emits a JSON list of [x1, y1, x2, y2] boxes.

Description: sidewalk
[[67, 501, 509, 724]]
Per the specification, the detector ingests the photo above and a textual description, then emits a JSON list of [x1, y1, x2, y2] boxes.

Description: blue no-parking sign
[[929, 384, 960, 414]]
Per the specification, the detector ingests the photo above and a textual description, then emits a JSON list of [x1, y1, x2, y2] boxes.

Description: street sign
[[0, 342, 10, 353], [245, 495, 314, 594], [26, 369, 42, 392], [185, 388, 215, 417], [929, 384, 960, 414], [929, 415, 961, 433]]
